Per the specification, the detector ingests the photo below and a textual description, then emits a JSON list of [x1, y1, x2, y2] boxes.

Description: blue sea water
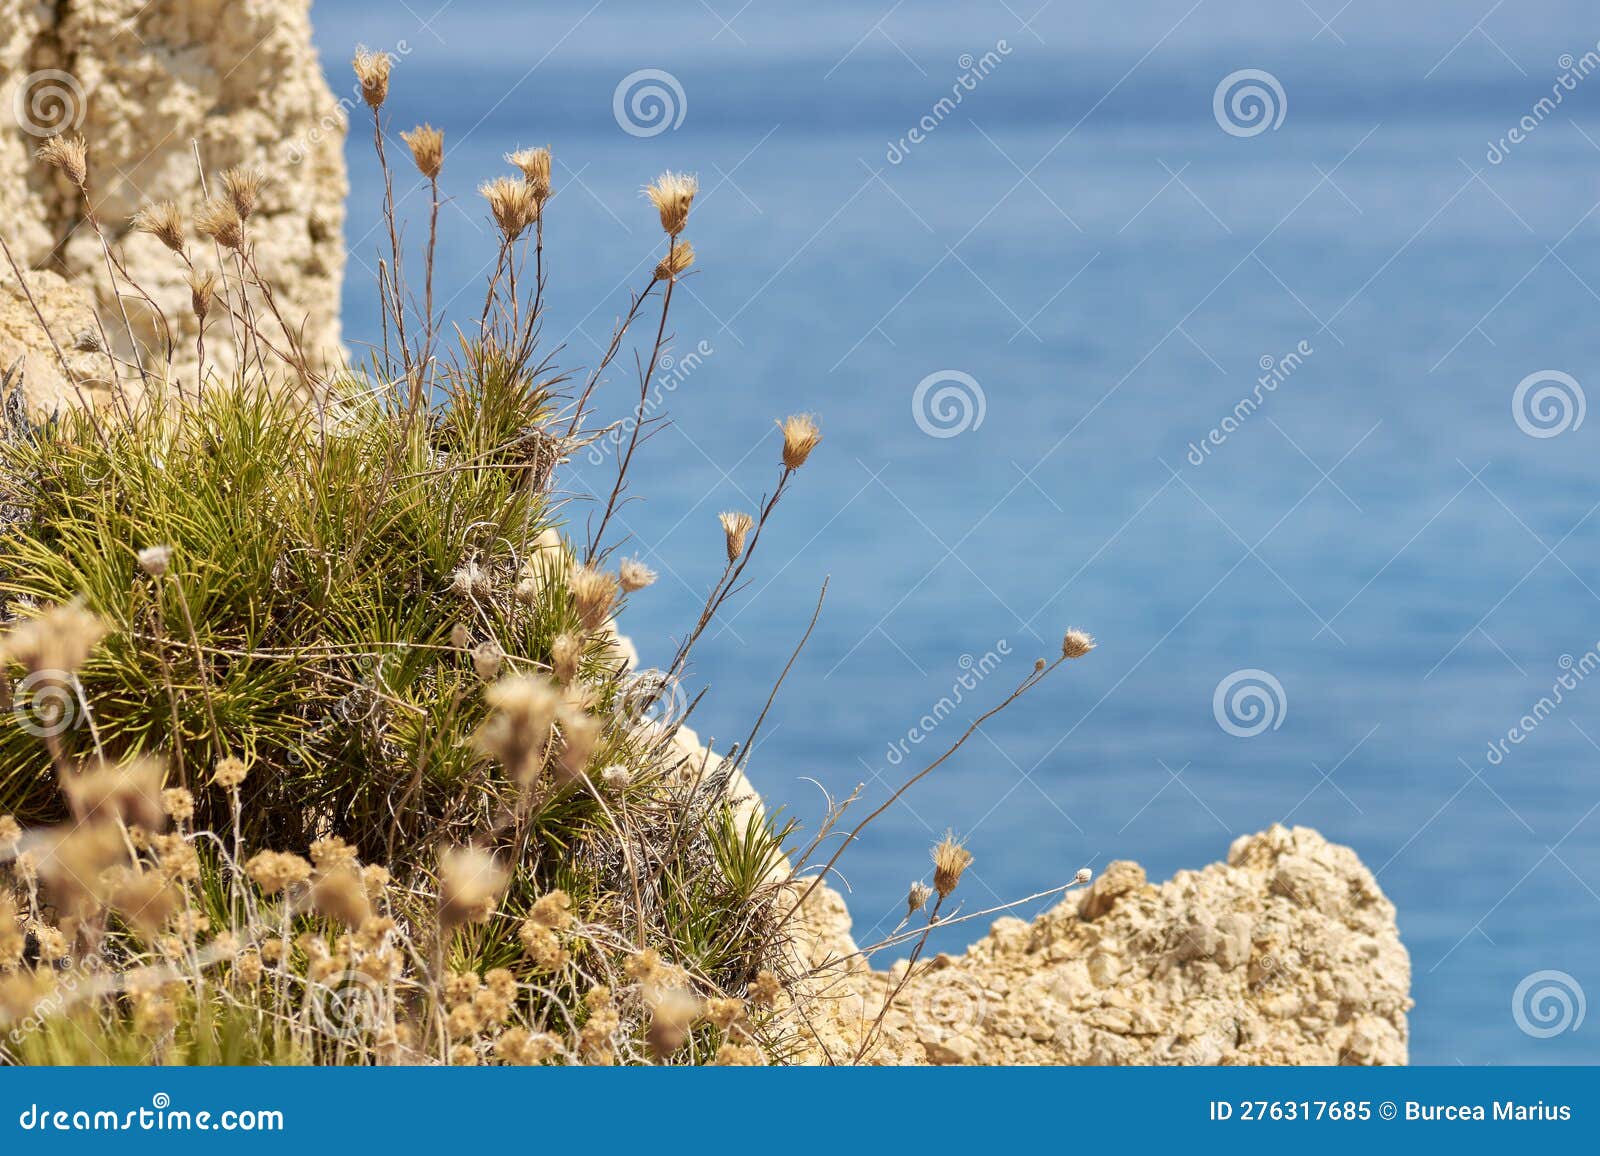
[[312, 1, 1600, 1063]]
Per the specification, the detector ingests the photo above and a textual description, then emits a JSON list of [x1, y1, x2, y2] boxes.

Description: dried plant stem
[[586, 241, 678, 562], [774, 656, 1067, 944]]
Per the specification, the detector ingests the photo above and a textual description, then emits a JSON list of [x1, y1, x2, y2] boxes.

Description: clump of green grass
[[0, 45, 1094, 1066]]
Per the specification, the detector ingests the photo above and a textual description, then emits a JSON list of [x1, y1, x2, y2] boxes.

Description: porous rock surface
[[792, 824, 1411, 1065], [0, 0, 346, 404]]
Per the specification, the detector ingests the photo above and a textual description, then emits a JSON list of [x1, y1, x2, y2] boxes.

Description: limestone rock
[[1, 0, 346, 404], [0, 269, 119, 415], [805, 825, 1410, 1066]]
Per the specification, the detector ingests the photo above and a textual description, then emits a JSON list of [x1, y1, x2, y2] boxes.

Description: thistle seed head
[[402, 124, 444, 179], [645, 170, 697, 235]]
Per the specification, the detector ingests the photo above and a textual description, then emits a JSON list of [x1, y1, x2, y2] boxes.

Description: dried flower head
[[718, 510, 754, 564], [2, 598, 108, 677], [131, 201, 185, 253], [160, 788, 194, 824], [212, 755, 248, 790], [748, 969, 783, 1008], [480, 175, 539, 241], [645, 171, 698, 235], [618, 557, 657, 593], [506, 146, 552, 202], [1074, 866, 1093, 885], [245, 850, 312, 895], [450, 560, 492, 598], [61, 757, 166, 830], [568, 565, 618, 633], [137, 544, 172, 577], [0, 815, 20, 849], [548, 631, 583, 683], [472, 640, 504, 682], [654, 241, 695, 281], [906, 880, 933, 920], [37, 135, 87, 188], [714, 1041, 763, 1065], [352, 47, 392, 108], [931, 831, 973, 899], [1061, 629, 1096, 659], [600, 765, 631, 791], [778, 413, 821, 470], [438, 846, 508, 927], [185, 268, 216, 324], [474, 673, 562, 786], [219, 167, 267, 220], [401, 123, 444, 179], [195, 198, 244, 251]]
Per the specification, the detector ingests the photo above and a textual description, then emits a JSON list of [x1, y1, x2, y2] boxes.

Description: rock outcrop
[[794, 825, 1411, 1065], [0, 0, 346, 409]]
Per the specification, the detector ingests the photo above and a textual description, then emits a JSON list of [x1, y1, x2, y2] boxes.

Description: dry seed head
[[245, 850, 312, 895], [402, 123, 444, 179], [450, 560, 492, 598], [352, 47, 392, 108], [438, 846, 508, 927], [195, 198, 245, 251], [471, 640, 504, 682], [137, 544, 172, 577], [568, 565, 618, 633], [654, 240, 695, 281], [778, 413, 821, 470], [506, 146, 552, 201], [906, 880, 933, 920], [3, 598, 108, 677], [61, 757, 166, 830], [0, 815, 19, 848], [1061, 629, 1096, 659], [475, 673, 562, 787], [601, 764, 631, 791], [748, 969, 783, 1008], [645, 171, 698, 235], [549, 632, 583, 683], [311, 870, 372, 928], [185, 268, 216, 324], [528, 889, 573, 931], [219, 167, 267, 221], [1074, 866, 1093, 885], [212, 755, 248, 790], [718, 510, 754, 564], [618, 557, 657, 593], [131, 201, 185, 253], [37, 135, 87, 188], [931, 830, 973, 899], [159, 788, 194, 824], [480, 175, 539, 241], [714, 1041, 763, 1065]]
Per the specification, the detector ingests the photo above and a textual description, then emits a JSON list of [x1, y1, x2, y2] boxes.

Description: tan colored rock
[[1, 0, 346, 405], [0, 268, 119, 415], [794, 825, 1410, 1066]]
